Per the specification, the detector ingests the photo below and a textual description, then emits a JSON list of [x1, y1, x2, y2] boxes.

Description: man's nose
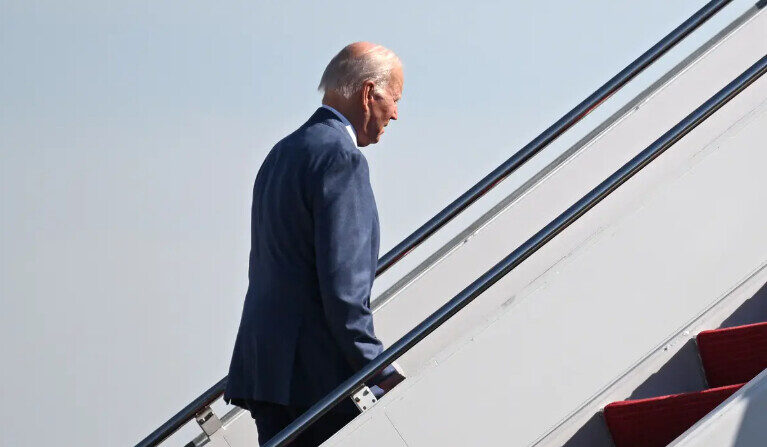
[[391, 105, 398, 121]]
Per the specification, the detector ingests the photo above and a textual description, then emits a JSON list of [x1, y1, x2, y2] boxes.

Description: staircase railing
[[264, 52, 767, 447], [135, 1, 736, 445]]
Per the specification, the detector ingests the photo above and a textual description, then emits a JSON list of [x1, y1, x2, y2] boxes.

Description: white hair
[[318, 44, 401, 98]]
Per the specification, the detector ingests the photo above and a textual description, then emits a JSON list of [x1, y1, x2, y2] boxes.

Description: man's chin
[[358, 135, 382, 147]]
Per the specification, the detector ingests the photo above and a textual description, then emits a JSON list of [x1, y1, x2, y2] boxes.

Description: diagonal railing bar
[[263, 54, 767, 447], [373, 0, 733, 277], [135, 1, 735, 445]]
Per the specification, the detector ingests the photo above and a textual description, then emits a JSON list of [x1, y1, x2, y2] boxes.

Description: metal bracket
[[194, 406, 223, 437], [351, 385, 377, 412]]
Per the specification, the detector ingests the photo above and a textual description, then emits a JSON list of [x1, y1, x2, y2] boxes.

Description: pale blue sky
[[0, 1, 756, 445]]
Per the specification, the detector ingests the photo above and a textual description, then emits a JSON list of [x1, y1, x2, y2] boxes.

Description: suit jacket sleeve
[[313, 150, 384, 370]]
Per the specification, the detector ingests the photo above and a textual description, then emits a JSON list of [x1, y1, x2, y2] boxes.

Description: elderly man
[[224, 42, 405, 446]]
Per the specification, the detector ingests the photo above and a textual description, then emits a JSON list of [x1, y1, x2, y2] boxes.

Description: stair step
[[604, 384, 743, 447], [697, 321, 767, 387]]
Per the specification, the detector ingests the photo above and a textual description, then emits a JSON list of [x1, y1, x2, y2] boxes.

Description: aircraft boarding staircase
[[136, 1, 767, 446]]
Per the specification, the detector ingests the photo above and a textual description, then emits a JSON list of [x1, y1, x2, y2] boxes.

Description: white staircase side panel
[[669, 369, 767, 447], [371, 4, 767, 382], [323, 10, 767, 447]]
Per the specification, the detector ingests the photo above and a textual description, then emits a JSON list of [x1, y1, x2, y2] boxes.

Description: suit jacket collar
[[320, 105, 358, 145], [307, 107, 358, 147]]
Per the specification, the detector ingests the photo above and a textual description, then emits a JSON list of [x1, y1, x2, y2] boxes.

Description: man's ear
[[360, 80, 375, 113]]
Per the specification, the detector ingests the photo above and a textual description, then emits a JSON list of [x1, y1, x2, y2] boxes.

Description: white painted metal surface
[[197, 6, 767, 446], [669, 369, 767, 447]]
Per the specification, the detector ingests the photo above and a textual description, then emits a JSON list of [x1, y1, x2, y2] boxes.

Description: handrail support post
[[351, 386, 377, 412], [195, 406, 223, 438]]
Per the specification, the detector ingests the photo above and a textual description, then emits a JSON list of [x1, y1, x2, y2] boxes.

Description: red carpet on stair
[[604, 384, 743, 447], [697, 321, 767, 388]]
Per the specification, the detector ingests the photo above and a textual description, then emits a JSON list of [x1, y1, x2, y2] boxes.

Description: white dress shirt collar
[[321, 104, 358, 147]]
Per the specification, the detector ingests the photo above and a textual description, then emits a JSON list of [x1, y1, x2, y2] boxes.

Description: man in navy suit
[[225, 42, 405, 446]]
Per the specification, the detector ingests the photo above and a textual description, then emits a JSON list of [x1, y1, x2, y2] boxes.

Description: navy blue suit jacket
[[225, 108, 394, 409]]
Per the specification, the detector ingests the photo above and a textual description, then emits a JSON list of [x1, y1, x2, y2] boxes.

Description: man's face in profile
[[363, 66, 403, 146]]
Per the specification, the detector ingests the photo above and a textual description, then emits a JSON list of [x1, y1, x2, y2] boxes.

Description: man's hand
[[370, 362, 406, 398]]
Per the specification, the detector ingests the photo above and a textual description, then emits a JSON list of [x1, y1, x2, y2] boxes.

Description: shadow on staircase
[[560, 280, 767, 447]]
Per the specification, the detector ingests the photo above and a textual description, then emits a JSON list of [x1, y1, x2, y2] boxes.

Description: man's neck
[[321, 104, 358, 147]]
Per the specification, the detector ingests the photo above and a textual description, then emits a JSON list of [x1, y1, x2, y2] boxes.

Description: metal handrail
[[374, 0, 732, 276], [135, 1, 733, 445], [264, 53, 767, 447]]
